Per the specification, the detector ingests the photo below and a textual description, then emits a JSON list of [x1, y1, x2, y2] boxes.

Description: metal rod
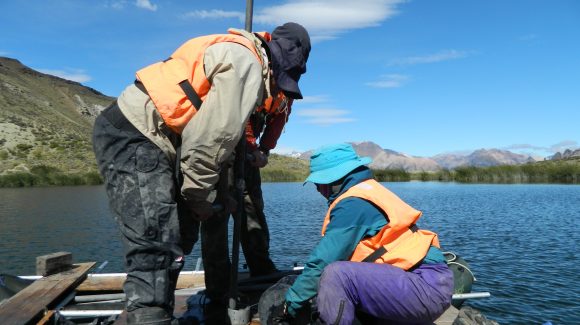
[[58, 310, 123, 318], [452, 292, 491, 300], [229, 139, 247, 310], [74, 293, 126, 303], [245, 0, 253, 32]]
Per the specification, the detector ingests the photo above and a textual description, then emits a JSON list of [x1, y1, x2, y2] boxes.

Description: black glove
[[272, 303, 294, 325]]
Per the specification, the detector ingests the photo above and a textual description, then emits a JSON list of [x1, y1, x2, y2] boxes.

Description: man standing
[[242, 23, 310, 278], [93, 23, 310, 324], [199, 22, 310, 317]]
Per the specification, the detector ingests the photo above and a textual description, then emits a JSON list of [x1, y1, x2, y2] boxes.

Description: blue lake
[[0, 182, 579, 324]]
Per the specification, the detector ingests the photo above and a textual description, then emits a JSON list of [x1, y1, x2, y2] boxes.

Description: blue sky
[[1, 0, 579, 158]]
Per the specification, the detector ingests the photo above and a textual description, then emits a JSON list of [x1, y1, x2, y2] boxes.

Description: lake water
[[0, 182, 579, 324]]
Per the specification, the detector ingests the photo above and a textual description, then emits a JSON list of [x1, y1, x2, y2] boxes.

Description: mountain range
[[300, 141, 536, 172], [0, 56, 575, 176]]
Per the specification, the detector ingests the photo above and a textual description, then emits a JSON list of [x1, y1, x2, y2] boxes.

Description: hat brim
[[304, 157, 372, 185], [276, 70, 302, 99]]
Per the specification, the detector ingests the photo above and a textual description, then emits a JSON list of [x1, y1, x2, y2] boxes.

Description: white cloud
[[503, 144, 546, 151], [519, 34, 538, 41], [504, 141, 579, 154], [549, 140, 578, 153], [502, 141, 579, 159], [183, 10, 245, 20], [366, 74, 409, 88], [135, 0, 157, 11], [183, 0, 405, 42], [388, 50, 469, 66], [107, 0, 127, 10], [38, 68, 92, 83], [296, 108, 355, 125], [107, 1, 157, 11], [299, 95, 330, 104]]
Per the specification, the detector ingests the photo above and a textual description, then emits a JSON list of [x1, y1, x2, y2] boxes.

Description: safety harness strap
[[178, 80, 203, 111]]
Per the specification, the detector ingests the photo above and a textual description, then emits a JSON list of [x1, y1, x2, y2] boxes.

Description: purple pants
[[316, 261, 453, 325]]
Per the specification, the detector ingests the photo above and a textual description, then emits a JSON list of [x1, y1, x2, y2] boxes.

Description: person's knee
[[320, 261, 349, 287], [127, 250, 174, 272]]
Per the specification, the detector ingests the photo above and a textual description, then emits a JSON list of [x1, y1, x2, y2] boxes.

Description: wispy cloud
[[296, 108, 355, 125], [0, 50, 8, 56], [38, 68, 92, 83], [107, 0, 157, 11], [299, 95, 331, 104], [182, 0, 406, 42], [503, 141, 579, 158], [366, 74, 409, 88], [136, 0, 157, 11], [518, 33, 538, 42], [549, 140, 579, 153], [183, 10, 244, 20], [503, 144, 547, 152], [107, 0, 128, 10], [388, 50, 470, 66]]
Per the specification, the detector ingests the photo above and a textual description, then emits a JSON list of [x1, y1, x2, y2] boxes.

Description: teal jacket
[[285, 167, 445, 315]]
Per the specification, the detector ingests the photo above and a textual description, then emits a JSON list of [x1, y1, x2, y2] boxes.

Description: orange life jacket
[[136, 30, 269, 134], [321, 179, 440, 270], [258, 91, 292, 115]]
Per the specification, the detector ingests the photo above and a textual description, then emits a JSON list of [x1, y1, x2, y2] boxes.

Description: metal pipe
[[58, 310, 122, 318], [452, 292, 491, 300], [245, 0, 253, 32], [74, 293, 126, 303]]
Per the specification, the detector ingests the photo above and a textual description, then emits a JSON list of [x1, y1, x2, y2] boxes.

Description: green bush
[[0, 165, 104, 187], [373, 169, 411, 182]]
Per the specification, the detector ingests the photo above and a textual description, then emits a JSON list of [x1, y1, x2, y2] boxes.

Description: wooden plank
[[0, 262, 95, 325], [36, 252, 73, 276], [77, 272, 206, 292]]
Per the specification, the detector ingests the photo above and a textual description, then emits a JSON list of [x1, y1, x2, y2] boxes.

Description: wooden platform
[[0, 262, 95, 324]]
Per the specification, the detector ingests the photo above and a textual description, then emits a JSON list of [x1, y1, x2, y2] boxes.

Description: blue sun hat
[[305, 143, 372, 184]]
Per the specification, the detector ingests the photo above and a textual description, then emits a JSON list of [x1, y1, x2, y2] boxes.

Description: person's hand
[[250, 150, 268, 168], [272, 303, 294, 325]]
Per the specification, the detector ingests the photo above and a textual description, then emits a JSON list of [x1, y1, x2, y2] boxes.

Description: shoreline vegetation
[[1, 155, 579, 188]]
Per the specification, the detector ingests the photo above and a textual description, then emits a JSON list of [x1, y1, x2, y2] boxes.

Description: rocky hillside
[[352, 141, 441, 172], [0, 57, 114, 175], [550, 149, 580, 160], [433, 149, 535, 169]]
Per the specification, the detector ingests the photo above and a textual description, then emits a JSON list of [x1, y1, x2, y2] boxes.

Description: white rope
[[443, 251, 477, 282]]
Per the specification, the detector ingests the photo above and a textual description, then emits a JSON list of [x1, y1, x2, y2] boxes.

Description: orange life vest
[[136, 30, 268, 134], [321, 179, 440, 270], [258, 91, 292, 115]]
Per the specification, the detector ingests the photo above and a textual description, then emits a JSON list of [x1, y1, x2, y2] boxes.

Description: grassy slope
[[261, 154, 309, 182], [0, 58, 113, 185]]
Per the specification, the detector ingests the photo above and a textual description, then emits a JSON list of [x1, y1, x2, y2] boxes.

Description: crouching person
[[277, 143, 454, 324]]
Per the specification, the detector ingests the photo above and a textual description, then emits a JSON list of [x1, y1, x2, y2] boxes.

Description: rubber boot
[[127, 307, 172, 325]]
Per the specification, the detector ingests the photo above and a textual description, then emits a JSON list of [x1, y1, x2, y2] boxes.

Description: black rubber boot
[[127, 307, 172, 325]]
